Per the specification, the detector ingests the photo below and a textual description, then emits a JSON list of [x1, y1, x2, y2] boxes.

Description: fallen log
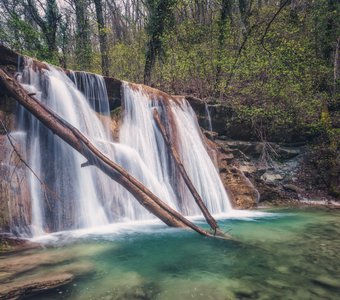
[[0, 68, 224, 238], [153, 109, 221, 233]]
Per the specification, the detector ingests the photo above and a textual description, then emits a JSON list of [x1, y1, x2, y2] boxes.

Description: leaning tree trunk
[[0, 68, 230, 239], [153, 109, 221, 233]]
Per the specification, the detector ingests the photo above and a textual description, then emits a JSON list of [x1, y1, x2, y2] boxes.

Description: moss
[[110, 107, 121, 118], [0, 241, 11, 252]]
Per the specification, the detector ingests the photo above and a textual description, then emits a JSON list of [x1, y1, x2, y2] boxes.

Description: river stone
[[309, 286, 333, 299], [54, 261, 94, 277], [0, 250, 74, 275], [283, 184, 303, 193], [266, 279, 290, 289], [0, 272, 74, 299], [312, 275, 340, 289], [261, 172, 283, 183], [275, 265, 289, 274]]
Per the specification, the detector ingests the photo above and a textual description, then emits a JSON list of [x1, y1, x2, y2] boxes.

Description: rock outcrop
[[213, 138, 305, 204]]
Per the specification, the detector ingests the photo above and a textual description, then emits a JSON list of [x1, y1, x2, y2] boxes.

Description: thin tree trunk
[[74, 0, 92, 70], [0, 68, 230, 239], [334, 36, 340, 95], [144, 41, 155, 85], [215, 0, 231, 96], [94, 0, 110, 76], [153, 109, 221, 234]]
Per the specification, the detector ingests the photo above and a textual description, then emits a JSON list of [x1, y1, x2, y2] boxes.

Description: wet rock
[[213, 137, 308, 204], [219, 140, 264, 159], [219, 165, 259, 209], [207, 139, 259, 208], [56, 261, 94, 277], [0, 272, 74, 299], [255, 182, 284, 202], [0, 251, 71, 275], [312, 275, 340, 289], [0, 134, 32, 233], [110, 107, 122, 141], [0, 235, 40, 254], [275, 265, 289, 274], [261, 172, 283, 183], [216, 140, 301, 160], [266, 279, 290, 289], [309, 286, 332, 299], [275, 146, 301, 160], [97, 272, 158, 300], [203, 130, 218, 140], [220, 153, 234, 164], [283, 184, 303, 194]]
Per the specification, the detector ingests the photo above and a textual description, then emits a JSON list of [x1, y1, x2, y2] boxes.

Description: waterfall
[[119, 84, 231, 215], [204, 102, 213, 132], [14, 60, 231, 236], [17, 59, 111, 234]]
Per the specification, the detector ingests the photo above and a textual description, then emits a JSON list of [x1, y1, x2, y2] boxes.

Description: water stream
[[204, 102, 213, 132]]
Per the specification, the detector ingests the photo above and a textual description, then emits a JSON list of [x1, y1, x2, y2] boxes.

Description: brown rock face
[[219, 166, 259, 209], [0, 87, 32, 234], [204, 136, 259, 209], [110, 107, 122, 141]]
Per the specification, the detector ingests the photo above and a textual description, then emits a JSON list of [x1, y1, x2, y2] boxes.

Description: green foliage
[[2, 14, 44, 57], [109, 41, 145, 83]]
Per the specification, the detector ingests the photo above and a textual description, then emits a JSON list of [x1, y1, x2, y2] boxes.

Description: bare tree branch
[[260, 0, 290, 55]]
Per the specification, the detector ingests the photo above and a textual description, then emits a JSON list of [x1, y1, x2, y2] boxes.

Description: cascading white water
[[17, 59, 111, 234], [15, 60, 232, 236], [171, 99, 231, 213], [120, 84, 231, 216]]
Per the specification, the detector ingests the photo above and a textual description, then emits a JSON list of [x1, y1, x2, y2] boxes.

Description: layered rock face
[[192, 96, 328, 206]]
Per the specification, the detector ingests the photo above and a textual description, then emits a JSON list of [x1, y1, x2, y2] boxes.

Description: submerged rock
[[0, 243, 96, 299], [0, 272, 74, 299], [312, 275, 340, 289]]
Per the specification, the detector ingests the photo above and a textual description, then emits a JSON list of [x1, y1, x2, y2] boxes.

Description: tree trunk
[[0, 68, 228, 239], [144, 40, 156, 85], [94, 0, 110, 76], [143, 0, 176, 85], [215, 0, 231, 95], [26, 0, 60, 61], [153, 109, 221, 233], [334, 36, 340, 95], [74, 0, 92, 70]]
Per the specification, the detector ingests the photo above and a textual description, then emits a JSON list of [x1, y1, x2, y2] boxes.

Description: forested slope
[[0, 0, 339, 197]]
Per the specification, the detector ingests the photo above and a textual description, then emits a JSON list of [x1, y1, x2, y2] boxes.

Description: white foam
[[30, 210, 279, 244]]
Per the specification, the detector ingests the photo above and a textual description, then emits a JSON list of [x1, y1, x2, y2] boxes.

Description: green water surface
[[4, 208, 340, 300]]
